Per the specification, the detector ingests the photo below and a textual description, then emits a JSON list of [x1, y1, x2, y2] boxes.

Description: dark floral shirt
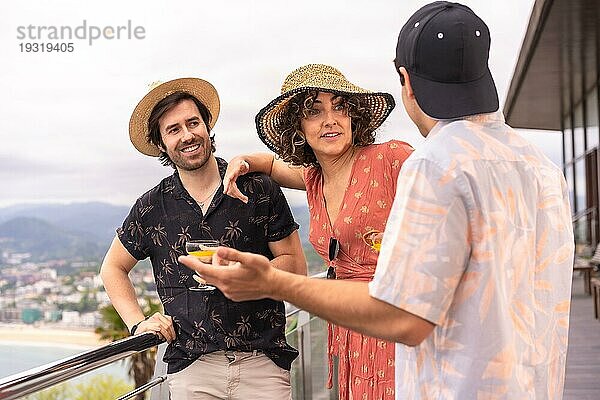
[[117, 158, 299, 374]]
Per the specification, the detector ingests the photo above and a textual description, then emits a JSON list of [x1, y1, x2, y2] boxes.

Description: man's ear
[[155, 135, 166, 152], [398, 67, 414, 98]]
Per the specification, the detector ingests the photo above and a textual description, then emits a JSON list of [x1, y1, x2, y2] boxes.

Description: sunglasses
[[327, 237, 340, 279]]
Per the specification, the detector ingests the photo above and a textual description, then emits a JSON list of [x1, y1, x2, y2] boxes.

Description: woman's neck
[[318, 146, 358, 182]]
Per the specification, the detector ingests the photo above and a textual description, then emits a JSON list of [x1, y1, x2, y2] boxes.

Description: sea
[[0, 342, 130, 383]]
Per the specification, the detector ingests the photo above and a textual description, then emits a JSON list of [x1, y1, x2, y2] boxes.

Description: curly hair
[[276, 90, 373, 167], [147, 91, 215, 169]]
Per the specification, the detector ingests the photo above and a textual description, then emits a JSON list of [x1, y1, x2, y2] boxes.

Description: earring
[[293, 130, 306, 147]]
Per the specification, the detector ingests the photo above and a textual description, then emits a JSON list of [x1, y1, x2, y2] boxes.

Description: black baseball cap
[[395, 1, 499, 119]]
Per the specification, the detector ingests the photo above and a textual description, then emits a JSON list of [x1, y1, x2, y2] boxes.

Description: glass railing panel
[[0, 333, 162, 400], [573, 208, 598, 256], [308, 316, 337, 400], [286, 321, 302, 400], [286, 311, 338, 400], [2, 275, 332, 400]]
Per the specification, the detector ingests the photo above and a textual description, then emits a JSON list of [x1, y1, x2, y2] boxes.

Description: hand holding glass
[[186, 240, 219, 291]]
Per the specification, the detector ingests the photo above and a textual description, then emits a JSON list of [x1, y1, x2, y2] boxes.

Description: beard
[[167, 137, 213, 172]]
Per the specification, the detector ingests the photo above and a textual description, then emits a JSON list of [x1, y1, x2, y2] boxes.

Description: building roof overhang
[[504, 0, 598, 131]]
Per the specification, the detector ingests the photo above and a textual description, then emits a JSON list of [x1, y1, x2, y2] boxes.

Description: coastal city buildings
[[0, 251, 157, 328]]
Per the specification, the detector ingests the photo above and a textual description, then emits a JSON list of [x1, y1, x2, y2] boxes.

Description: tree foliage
[[24, 375, 132, 400], [95, 297, 163, 400]]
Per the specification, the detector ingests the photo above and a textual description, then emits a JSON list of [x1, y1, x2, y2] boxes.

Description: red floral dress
[[304, 140, 413, 400]]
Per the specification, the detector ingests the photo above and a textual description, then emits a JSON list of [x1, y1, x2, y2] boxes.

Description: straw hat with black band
[[255, 64, 395, 153], [129, 78, 220, 156]]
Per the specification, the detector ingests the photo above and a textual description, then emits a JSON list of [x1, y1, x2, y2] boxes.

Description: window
[[564, 114, 573, 164], [586, 88, 599, 150], [575, 158, 587, 213], [565, 164, 575, 214], [574, 103, 585, 158]]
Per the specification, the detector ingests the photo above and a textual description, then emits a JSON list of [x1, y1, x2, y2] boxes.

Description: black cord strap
[[129, 315, 150, 336]]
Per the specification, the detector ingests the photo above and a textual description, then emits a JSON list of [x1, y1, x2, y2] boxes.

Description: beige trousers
[[167, 350, 291, 400]]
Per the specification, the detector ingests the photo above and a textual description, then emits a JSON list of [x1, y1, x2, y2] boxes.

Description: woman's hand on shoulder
[[224, 156, 251, 203]]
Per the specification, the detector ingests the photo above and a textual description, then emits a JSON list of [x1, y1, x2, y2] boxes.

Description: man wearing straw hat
[[180, 2, 574, 399], [100, 78, 306, 399]]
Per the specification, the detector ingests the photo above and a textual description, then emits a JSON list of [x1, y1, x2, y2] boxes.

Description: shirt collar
[[426, 110, 506, 140], [171, 156, 228, 200]]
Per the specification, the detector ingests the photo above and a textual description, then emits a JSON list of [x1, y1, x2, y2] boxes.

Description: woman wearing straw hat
[[223, 64, 413, 400]]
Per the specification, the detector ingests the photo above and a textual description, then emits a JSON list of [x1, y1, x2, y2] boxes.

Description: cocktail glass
[[185, 240, 219, 291], [362, 230, 383, 252]]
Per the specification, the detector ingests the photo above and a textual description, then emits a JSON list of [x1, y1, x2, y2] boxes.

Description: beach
[[0, 325, 129, 382], [0, 324, 109, 348]]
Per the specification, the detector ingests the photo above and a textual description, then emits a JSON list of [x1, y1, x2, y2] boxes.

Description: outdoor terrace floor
[[564, 272, 600, 400]]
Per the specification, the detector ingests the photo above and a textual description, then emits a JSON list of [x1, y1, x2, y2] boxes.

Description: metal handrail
[[572, 207, 597, 223], [0, 270, 330, 400], [572, 207, 598, 248], [308, 271, 328, 279], [0, 333, 163, 400], [285, 271, 327, 318], [117, 376, 166, 400]]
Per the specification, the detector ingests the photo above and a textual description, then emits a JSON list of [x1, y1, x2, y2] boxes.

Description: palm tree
[[95, 297, 162, 400]]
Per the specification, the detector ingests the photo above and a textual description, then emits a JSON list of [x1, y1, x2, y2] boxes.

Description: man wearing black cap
[[180, 2, 575, 398]]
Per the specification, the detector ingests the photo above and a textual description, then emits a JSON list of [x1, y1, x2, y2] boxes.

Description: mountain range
[[0, 203, 129, 262], [0, 202, 312, 263]]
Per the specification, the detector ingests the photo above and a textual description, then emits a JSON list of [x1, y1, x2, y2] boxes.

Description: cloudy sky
[[0, 0, 562, 208]]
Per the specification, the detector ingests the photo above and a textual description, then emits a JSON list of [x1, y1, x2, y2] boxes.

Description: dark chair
[[574, 244, 600, 295], [589, 243, 600, 271], [591, 277, 600, 320], [574, 260, 593, 295]]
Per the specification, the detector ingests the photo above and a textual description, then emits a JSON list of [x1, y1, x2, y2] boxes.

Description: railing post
[[592, 208, 597, 247], [150, 343, 169, 400], [297, 309, 312, 400]]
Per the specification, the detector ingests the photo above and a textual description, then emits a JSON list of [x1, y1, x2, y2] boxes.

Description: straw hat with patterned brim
[[129, 78, 220, 156], [255, 64, 395, 153]]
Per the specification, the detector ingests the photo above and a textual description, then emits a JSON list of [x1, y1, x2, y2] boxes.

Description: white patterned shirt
[[370, 111, 574, 399]]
